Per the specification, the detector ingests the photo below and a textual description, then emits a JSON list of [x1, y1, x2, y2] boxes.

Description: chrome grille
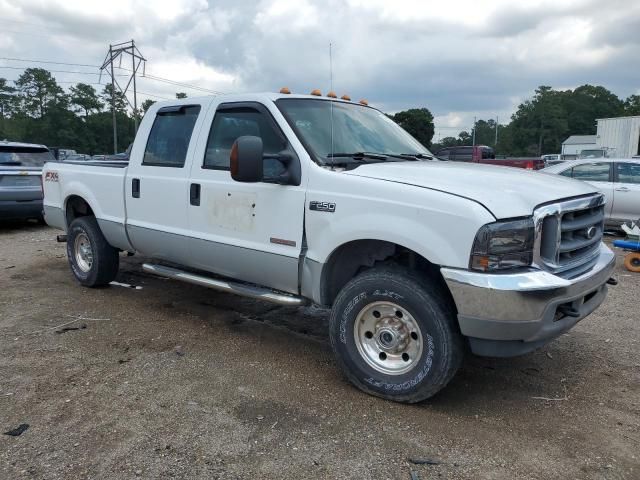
[[534, 194, 605, 278]]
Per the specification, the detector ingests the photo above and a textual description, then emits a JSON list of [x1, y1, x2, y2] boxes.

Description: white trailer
[[596, 116, 640, 158]]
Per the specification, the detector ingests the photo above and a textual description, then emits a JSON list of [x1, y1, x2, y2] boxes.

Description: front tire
[[66, 216, 119, 287], [329, 267, 463, 403]]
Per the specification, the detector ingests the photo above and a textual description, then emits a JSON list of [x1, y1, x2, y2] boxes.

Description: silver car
[[543, 158, 640, 227], [0, 141, 55, 221]]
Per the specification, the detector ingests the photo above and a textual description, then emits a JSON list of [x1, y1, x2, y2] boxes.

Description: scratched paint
[[208, 191, 256, 232]]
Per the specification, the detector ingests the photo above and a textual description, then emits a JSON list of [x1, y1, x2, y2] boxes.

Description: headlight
[[470, 218, 535, 272]]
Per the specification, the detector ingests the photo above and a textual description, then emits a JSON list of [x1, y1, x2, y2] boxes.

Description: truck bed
[[42, 161, 129, 235]]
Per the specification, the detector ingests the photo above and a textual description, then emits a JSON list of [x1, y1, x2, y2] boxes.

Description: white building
[[596, 116, 640, 158], [561, 135, 596, 156]]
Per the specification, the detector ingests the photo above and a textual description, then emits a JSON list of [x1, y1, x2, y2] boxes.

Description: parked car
[[436, 145, 545, 169], [0, 141, 55, 221], [579, 148, 609, 159], [543, 158, 640, 227], [42, 92, 615, 403]]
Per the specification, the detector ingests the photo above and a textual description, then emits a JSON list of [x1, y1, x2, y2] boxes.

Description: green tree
[[101, 83, 128, 114], [15, 68, 66, 118], [458, 131, 472, 145], [564, 85, 624, 135], [390, 108, 435, 147], [141, 99, 156, 112], [175, 92, 187, 99], [624, 95, 640, 115], [70, 83, 102, 118]]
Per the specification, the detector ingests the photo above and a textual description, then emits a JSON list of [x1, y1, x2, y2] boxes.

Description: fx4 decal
[[309, 201, 336, 213], [44, 171, 59, 182]]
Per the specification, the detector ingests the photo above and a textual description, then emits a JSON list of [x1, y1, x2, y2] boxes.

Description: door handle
[[190, 183, 201, 206], [615, 187, 629, 192], [132, 178, 140, 198]]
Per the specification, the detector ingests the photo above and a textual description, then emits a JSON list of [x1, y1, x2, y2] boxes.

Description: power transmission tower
[[100, 40, 146, 154]]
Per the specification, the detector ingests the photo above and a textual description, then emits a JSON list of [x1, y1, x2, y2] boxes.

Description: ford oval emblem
[[586, 226, 597, 239]]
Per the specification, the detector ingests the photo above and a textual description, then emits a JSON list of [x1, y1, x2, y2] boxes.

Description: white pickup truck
[[43, 92, 616, 403]]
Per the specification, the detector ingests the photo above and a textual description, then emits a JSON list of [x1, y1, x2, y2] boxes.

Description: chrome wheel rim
[[74, 232, 93, 273], [353, 301, 423, 375]]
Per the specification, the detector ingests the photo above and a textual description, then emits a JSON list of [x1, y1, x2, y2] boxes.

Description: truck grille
[[535, 194, 605, 278]]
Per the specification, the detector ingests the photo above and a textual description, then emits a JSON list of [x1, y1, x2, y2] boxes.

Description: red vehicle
[[435, 145, 545, 170]]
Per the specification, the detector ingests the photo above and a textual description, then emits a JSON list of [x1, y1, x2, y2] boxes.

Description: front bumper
[[441, 243, 616, 357]]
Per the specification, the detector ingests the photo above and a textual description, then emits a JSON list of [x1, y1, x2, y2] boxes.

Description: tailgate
[[0, 169, 42, 201]]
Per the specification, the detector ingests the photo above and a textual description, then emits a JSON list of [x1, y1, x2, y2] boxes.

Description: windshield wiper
[[327, 152, 388, 161], [398, 153, 433, 160]]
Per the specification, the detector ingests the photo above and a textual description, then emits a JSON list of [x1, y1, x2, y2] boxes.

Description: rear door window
[[143, 105, 201, 167], [617, 163, 640, 184]]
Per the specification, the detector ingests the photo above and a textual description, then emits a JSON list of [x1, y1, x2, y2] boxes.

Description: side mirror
[[230, 136, 263, 182]]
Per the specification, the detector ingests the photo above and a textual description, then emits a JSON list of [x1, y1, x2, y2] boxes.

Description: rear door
[[186, 100, 306, 294], [611, 162, 640, 223], [125, 102, 208, 265], [560, 162, 614, 219]]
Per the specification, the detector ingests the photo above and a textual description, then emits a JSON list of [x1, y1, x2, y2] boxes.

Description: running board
[[142, 263, 308, 307]]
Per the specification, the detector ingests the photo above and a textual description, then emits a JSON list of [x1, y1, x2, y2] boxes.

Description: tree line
[[0, 68, 168, 155], [1, 67, 638, 157], [426, 85, 640, 155]]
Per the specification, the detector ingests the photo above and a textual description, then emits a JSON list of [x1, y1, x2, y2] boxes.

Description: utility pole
[[495, 116, 499, 147], [472, 116, 476, 146], [100, 40, 146, 154]]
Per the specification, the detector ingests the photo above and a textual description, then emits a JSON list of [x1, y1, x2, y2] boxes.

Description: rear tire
[[329, 267, 463, 403], [66, 216, 119, 287]]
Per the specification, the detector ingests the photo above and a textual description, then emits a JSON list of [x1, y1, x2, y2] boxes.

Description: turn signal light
[[310, 89, 322, 96], [279, 87, 291, 94]]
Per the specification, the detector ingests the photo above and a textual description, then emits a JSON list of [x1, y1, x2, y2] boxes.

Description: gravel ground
[[1, 222, 639, 480]]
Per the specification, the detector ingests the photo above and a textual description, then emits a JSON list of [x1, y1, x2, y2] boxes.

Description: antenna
[[329, 42, 334, 168]]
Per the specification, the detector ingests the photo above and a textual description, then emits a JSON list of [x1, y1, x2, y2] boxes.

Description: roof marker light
[[341, 95, 351, 101], [359, 99, 369, 106], [327, 91, 337, 98], [310, 89, 322, 96], [279, 87, 291, 94]]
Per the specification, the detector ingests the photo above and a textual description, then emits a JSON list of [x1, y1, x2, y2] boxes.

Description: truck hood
[[344, 161, 598, 219]]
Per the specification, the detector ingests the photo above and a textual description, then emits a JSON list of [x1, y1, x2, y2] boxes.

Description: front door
[[187, 101, 306, 294], [125, 102, 208, 265]]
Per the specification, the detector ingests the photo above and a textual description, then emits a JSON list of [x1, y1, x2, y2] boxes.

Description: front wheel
[[329, 267, 463, 403], [66, 216, 119, 287]]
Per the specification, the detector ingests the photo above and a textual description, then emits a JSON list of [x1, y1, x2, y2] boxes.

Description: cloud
[[0, 0, 638, 136]]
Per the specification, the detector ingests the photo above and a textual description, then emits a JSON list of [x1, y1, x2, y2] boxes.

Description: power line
[[115, 66, 226, 95], [0, 65, 128, 77], [0, 56, 100, 68]]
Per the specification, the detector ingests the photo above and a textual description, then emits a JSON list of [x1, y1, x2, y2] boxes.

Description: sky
[[0, 0, 639, 140]]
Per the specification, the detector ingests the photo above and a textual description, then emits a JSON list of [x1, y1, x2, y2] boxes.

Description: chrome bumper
[[441, 243, 616, 357]]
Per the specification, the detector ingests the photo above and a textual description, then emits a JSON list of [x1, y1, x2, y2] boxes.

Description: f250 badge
[[309, 201, 336, 213], [44, 171, 59, 182]]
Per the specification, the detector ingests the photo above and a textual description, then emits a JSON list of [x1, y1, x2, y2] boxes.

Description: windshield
[[0, 148, 54, 167], [276, 98, 431, 164]]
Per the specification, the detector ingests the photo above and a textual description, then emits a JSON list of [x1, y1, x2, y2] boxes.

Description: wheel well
[[65, 195, 94, 227], [321, 240, 454, 308]]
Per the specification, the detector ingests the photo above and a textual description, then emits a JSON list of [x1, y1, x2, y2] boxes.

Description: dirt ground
[[1, 222, 638, 480]]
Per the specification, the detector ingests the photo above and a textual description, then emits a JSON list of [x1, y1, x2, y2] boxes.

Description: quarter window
[[617, 163, 640, 185], [143, 105, 201, 167]]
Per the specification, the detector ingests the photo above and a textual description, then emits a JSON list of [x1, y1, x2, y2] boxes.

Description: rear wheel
[[329, 267, 463, 403], [67, 216, 119, 286], [624, 252, 640, 273]]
